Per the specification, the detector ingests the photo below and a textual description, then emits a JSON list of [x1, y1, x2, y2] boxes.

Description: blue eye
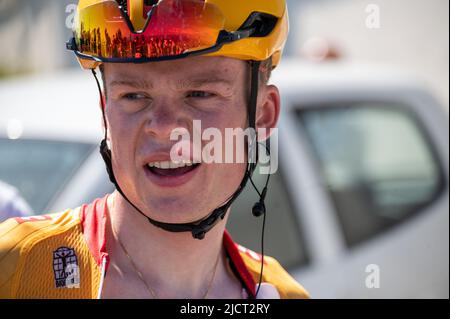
[[122, 93, 148, 100], [188, 91, 214, 98]]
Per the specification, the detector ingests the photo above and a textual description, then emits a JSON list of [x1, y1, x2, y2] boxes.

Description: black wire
[[91, 69, 108, 142], [255, 202, 266, 297], [249, 176, 262, 198], [251, 142, 271, 298], [249, 142, 271, 198]]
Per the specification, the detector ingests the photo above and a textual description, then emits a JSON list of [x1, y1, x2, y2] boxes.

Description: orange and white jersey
[[0, 195, 309, 299]]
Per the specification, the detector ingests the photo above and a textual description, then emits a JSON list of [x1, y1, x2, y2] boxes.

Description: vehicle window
[[296, 104, 445, 248], [227, 165, 310, 270], [0, 138, 94, 213]]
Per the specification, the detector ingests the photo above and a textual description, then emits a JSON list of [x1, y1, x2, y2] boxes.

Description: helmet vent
[[238, 12, 278, 38]]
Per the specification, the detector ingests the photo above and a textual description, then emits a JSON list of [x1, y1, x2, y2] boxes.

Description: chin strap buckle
[[192, 230, 206, 240]]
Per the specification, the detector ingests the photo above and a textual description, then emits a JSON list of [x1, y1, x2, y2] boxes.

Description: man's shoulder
[[0, 208, 82, 249], [236, 244, 310, 299], [0, 208, 82, 297]]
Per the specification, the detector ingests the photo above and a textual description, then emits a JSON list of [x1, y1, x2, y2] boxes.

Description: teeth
[[148, 160, 194, 169], [160, 161, 170, 169]]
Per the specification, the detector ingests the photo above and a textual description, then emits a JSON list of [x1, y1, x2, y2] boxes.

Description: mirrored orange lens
[[74, 0, 225, 59]]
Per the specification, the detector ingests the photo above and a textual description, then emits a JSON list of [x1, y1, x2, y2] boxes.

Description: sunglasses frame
[[66, 0, 254, 64]]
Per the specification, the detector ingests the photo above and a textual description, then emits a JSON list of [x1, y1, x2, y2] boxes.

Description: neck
[[106, 191, 237, 298]]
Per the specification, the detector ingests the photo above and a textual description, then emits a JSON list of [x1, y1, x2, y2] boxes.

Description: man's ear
[[255, 84, 280, 142]]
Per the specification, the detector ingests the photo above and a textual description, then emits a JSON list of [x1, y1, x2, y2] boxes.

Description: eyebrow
[[180, 76, 235, 89], [109, 79, 153, 90], [108, 75, 234, 91]]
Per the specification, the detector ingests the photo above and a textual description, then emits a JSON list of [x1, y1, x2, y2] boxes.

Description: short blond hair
[[259, 58, 273, 86]]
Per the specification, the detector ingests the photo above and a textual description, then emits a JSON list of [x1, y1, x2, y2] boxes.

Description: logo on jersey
[[237, 245, 267, 264], [52, 247, 80, 288]]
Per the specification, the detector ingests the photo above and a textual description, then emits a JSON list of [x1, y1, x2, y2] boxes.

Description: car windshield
[[0, 138, 94, 214]]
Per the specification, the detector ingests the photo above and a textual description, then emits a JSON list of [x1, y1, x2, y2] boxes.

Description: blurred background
[[0, 0, 448, 298]]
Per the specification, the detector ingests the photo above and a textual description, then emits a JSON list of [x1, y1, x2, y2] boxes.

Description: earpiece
[[252, 201, 266, 217], [252, 186, 267, 217]]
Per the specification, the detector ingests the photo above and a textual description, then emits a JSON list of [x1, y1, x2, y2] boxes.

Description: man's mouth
[[146, 161, 201, 177]]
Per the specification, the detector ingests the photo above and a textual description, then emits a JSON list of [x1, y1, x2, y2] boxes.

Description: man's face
[[103, 56, 250, 223]]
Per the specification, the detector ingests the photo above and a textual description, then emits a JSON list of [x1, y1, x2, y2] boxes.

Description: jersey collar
[[80, 194, 256, 298]]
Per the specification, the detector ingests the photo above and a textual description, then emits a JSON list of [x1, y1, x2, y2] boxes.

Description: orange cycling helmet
[[67, 0, 289, 69]]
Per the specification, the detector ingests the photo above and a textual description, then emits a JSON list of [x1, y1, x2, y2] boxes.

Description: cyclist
[[0, 0, 309, 299]]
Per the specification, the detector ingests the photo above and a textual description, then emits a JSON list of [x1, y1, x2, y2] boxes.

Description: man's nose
[[144, 100, 189, 140]]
